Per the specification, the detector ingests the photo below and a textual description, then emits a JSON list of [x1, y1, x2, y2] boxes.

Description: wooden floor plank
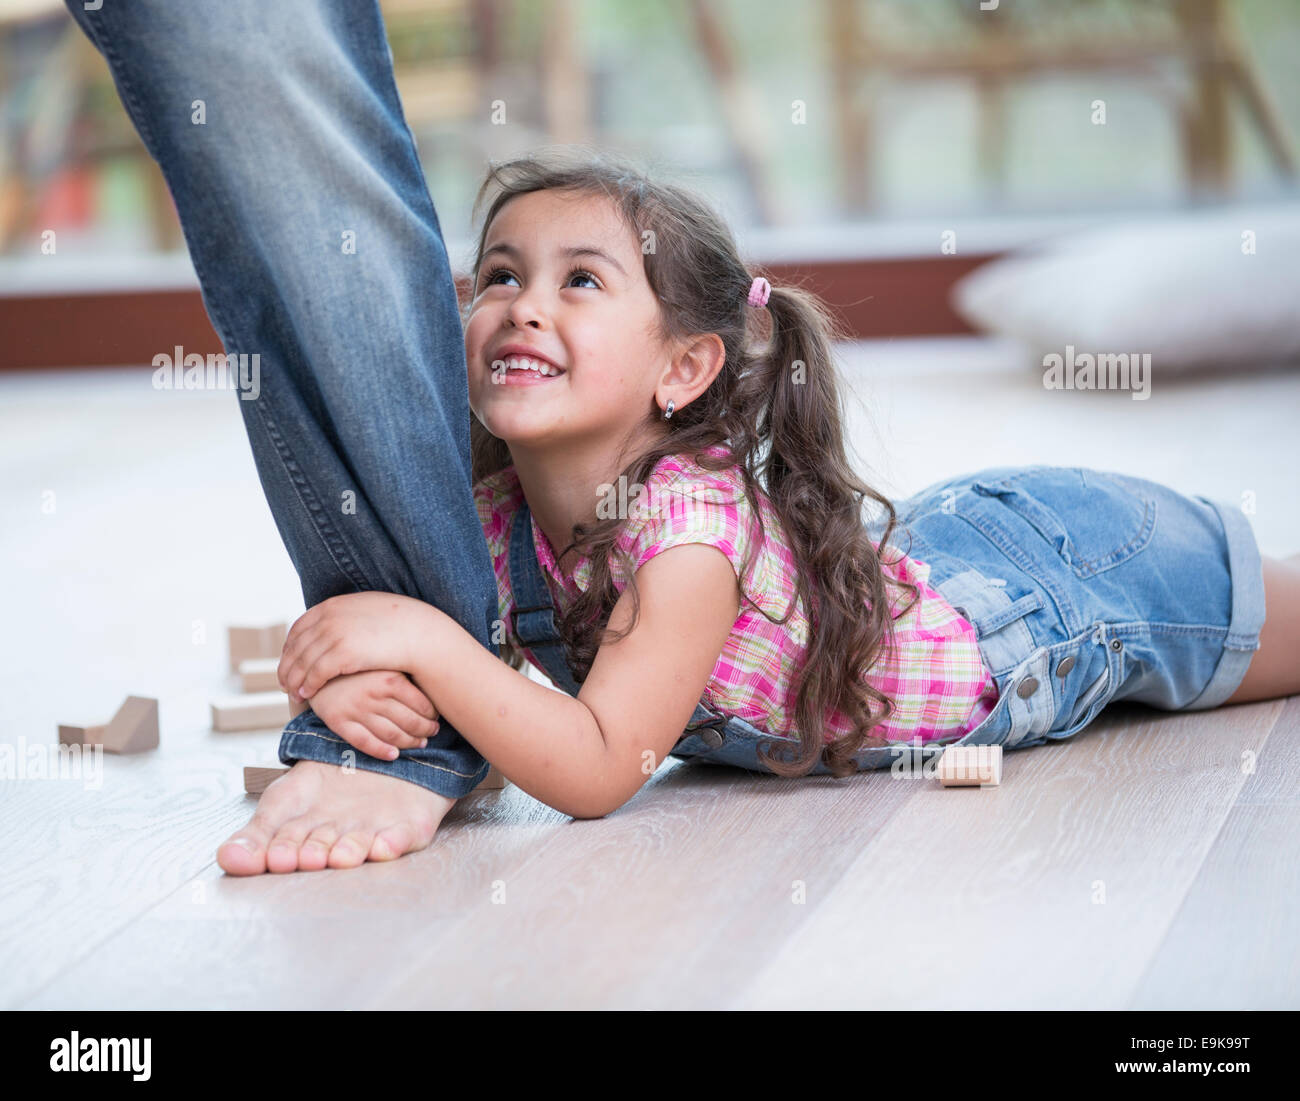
[[367, 758, 923, 1009], [0, 379, 306, 1007], [19, 780, 570, 1009], [1129, 696, 1300, 1009], [0, 733, 262, 1008], [731, 700, 1284, 1010], [22, 756, 920, 1009]]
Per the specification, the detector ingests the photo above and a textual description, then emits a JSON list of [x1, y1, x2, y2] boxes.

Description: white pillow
[[951, 208, 1300, 373]]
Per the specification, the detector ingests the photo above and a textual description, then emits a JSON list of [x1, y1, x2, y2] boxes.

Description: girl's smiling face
[[464, 189, 671, 454]]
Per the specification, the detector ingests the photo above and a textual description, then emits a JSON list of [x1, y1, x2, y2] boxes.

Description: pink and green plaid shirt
[[474, 446, 999, 745]]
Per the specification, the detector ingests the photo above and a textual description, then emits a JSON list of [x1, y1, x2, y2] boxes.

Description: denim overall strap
[[506, 501, 584, 696], [505, 501, 729, 741]]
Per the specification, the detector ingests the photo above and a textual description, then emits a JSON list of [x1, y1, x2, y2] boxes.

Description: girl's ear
[[658, 333, 725, 412]]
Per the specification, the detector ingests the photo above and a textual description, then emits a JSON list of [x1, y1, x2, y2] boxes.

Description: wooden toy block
[[211, 691, 292, 732], [239, 657, 281, 693], [59, 696, 159, 754], [227, 622, 288, 673], [937, 744, 1002, 787], [103, 695, 160, 754], [58, 723, 106, 747], [244, 765, 290, 794]]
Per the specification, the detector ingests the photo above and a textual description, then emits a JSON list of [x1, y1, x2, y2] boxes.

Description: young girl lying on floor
[[275, 148, 1300, 823]]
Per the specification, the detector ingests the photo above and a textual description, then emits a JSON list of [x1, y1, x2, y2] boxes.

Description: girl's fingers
[[277, 612, 317, 681], [279, 622, 337, 696], [337, 721, 402, 763], [374, 698, 439, 741], [293, 637, 348, 699], [278, 633, 312, 695], [361, 712, 427, 751], [387, 678, 440, 724], [276, 640, 302, 694]]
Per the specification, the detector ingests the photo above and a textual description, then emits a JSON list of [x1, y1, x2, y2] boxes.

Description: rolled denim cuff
[[277, 707, 489, 799], [1183, 496, 1267, 711]]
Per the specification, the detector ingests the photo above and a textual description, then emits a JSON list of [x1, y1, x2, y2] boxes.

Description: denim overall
[[506, 463, 1266, 777]]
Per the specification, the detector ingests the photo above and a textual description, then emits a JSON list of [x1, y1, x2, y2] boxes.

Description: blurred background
[[2, 0, 1299, 540], [2, 0, 1298, 253], [1, 0, 1297, 352]]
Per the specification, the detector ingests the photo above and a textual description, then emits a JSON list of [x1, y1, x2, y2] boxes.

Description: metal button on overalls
[[1016, 677, 1039, 698], [1056, 656, 1076, 677], [701, 728, 725, 749]]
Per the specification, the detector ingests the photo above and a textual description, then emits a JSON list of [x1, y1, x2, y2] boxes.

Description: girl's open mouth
[[492, 355, 566, 385]]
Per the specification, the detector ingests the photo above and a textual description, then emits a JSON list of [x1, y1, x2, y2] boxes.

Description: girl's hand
[[278, 591, 435, 701], [307, 670, 441, 762]]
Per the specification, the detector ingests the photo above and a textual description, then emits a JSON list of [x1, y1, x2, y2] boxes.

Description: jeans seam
[[951, 510, 1080, 631], [75, 10, 161, 158], [250, 394, 374, 593], [283, 728, 485, 780], [1070, 495, 1158, 576], [1140, 620, 1242, 641]]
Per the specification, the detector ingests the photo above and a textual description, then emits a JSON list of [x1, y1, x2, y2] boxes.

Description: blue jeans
[[67, 0, 497, 798]]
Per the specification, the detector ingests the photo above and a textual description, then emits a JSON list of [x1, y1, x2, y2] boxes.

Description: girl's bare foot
[[217, 760, 456, 875]]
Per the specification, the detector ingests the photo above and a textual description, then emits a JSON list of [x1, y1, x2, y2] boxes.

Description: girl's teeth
[[504, 356, 558, 376]]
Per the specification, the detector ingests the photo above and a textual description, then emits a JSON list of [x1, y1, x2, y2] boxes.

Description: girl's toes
[[298, 824, 340, 871], [217, 821, 274, 876], [327, 831, 374, 869], [370, 825, 414, 862], [265, 816, 316, 874]]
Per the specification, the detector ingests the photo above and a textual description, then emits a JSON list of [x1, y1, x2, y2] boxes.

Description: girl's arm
[[407, 542, 741, 817], [276, 545, 740, 817]]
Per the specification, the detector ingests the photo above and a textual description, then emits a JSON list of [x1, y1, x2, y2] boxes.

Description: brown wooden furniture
[[829, 0, 1297, 211]]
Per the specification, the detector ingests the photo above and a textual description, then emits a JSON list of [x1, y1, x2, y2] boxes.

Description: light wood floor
[[3, 340, 1298, 1009]]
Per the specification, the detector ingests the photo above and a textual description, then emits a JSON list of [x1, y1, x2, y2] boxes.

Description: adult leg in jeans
[[65, 0, 499, 872]]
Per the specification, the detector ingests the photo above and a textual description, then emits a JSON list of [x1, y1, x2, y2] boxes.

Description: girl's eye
[[480, 266, 515, 288], [479, 266, 599, 291]]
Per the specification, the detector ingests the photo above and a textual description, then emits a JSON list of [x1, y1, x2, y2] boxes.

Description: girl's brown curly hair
[[461, 146, 919, 778]]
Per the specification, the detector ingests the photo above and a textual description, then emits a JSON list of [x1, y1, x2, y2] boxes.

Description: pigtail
[[742, 283, 921, 776]]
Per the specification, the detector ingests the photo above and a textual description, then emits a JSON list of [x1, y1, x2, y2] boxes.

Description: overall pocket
[[968, 467, 1157, 579]]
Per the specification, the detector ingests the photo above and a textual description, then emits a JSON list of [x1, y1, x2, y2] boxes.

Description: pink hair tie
[[747, 276, 771, 308]]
